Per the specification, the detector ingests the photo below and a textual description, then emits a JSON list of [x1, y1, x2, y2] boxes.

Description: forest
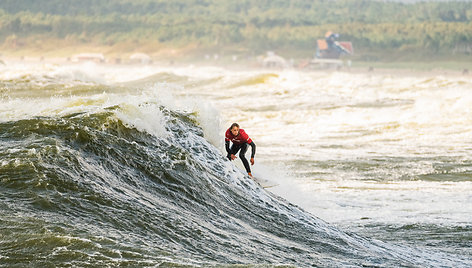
[[1, 0, 471, 60]]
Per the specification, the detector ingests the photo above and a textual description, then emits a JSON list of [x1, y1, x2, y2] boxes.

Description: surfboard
[[253, 176, 279, 189]]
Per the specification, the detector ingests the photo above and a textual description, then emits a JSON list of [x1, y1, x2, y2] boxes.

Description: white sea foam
[[165, 67, 472, 229]]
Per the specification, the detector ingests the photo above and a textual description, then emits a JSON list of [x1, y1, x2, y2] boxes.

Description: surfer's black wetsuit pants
[[226, 142, 256, 173]]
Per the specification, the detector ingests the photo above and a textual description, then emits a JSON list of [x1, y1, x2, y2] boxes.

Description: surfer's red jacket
[[225, 128, 253, 145]]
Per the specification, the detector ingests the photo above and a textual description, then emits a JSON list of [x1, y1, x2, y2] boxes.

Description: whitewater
[[0, 61, 471, 267]]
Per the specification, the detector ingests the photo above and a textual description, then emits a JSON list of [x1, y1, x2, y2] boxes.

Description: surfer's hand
[[250, 158, 254, 165], [231, 154, 237, 160]]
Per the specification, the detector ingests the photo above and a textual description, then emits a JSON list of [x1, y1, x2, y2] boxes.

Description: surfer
[[225, 123, 256, 177]]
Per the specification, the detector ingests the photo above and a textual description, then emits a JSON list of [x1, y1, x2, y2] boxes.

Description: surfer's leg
[[239, 143, 251, 173], [228, 144, 242, 160]]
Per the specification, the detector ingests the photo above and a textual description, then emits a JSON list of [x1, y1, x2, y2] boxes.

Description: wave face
[[0, 63, 470, 267], [176, 67, 472, 261]]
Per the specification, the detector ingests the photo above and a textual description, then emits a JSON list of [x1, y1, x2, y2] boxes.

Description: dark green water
[[0, 109, 407, 267]]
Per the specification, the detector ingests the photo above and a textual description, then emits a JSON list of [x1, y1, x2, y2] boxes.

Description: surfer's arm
[[249, 141, 256, 158], [225, 140, 231, 154], [249, 141, 256, 165]]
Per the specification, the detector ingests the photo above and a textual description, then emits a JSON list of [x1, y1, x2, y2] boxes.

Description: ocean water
[[0, 61, 471, 267]]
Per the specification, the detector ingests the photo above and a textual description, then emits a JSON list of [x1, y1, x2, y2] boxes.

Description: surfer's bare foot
[[248, 172, 252, 177]]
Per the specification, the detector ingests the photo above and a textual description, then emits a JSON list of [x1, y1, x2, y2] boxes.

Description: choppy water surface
[[0, 62, 471, 267]]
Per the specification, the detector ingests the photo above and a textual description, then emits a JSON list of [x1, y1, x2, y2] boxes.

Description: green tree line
[[1, 0, 471, 57]]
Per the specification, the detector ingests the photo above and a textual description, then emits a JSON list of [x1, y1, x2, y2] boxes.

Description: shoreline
[[1, 54, 470, 80]]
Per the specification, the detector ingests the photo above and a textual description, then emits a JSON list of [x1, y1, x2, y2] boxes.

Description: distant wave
[[227, 73, 279, 88]]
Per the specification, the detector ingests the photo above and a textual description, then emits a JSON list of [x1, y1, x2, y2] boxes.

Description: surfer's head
[[230, 123, 239, 136]]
